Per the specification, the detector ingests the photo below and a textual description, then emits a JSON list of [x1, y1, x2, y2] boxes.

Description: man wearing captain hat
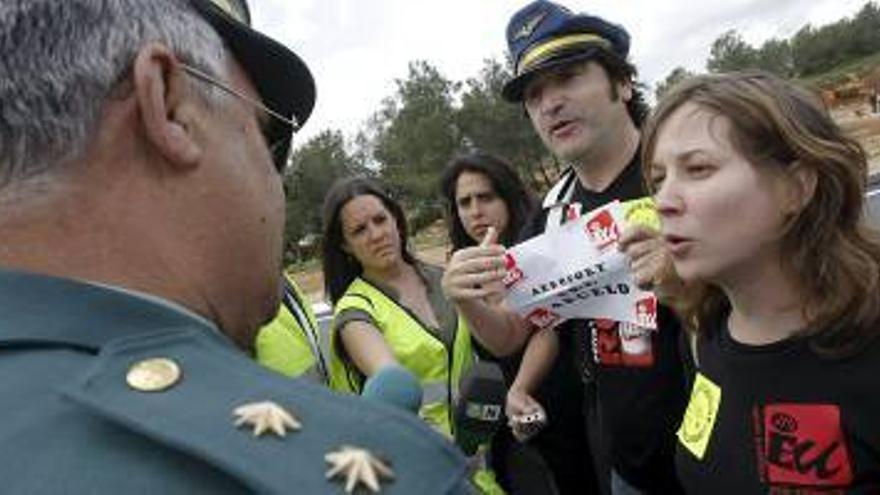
[[443, 1, 687, 493], [0, 1, 471, 492]]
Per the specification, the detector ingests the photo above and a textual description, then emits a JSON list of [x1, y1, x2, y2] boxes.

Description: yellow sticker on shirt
[[622, 198, 660, 231], [677, 372, 721, 460]]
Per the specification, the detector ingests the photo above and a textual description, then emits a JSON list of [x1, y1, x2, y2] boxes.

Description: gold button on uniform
[[127, 357, 182, 392]]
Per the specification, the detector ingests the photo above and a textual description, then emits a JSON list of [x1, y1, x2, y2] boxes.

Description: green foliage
[[707, 30, 758, 73], [654, 66, 695, 101], [801, 51, 880, 88], [456, 58, 554, 192], [371, 61, 462, 209], [358, 58, 558, 235], [705, 2, 880, 78], [283, 130, 368, 257], [754, 38, 794, 77]]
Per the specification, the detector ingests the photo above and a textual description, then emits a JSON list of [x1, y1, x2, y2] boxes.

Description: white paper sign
[[503, 200, 658, 331]]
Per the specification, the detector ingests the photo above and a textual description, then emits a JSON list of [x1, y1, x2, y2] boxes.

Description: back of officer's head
[[0, 0, 226, 193], [0, 0, 300, 349]]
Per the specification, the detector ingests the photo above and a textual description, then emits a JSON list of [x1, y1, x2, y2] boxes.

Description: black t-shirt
[[677, 317, 880, 493], [519, 156, 687, 492]]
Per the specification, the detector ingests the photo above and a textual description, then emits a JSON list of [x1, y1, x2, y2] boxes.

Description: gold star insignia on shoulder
[[233, 401, 302, 437], [325, 445, 395, 493]]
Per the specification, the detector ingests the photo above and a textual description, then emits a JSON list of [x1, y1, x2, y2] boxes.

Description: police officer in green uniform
[[0, 1, 472, 493], [257, 273, 330, 383]]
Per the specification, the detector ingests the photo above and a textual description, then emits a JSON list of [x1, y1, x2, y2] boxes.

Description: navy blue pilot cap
[[502, 0, 630, 102], [190, 0, 316, 163]]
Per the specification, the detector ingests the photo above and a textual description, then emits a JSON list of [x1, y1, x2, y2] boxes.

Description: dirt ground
[[291, 106, 880, 304], [833, 104, 880, 173]]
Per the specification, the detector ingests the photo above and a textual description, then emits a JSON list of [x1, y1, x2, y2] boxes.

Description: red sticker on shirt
[[585, 210, 619, 251], [525, 307, 560, 330], [593, 318, 654, 367], [635, 296, 657, 328], [757, 403, 853, 488]]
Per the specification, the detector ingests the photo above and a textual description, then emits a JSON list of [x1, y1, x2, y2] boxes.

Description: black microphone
[[453, 361, 506, 456]]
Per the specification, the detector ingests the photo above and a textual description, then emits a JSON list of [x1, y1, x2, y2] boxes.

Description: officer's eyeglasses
[[179, 63, 298, 172]]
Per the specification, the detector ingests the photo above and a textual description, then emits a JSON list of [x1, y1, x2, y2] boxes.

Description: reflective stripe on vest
[[421, 380, 448, 408], [281, 277, 329, 383]]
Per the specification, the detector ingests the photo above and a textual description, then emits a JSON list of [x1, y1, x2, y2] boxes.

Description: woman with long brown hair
[[643, 71, 880, 491], [441, 152, 596, 494], [321, 177, 504, 494]]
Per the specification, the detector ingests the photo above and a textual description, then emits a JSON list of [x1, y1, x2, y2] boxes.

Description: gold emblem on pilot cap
[[513, 11, 548, 41], [126, 357, 182, 392]]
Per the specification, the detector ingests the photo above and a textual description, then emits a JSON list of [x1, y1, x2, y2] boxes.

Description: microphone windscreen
[[454, 361, 506, 456], [361, 365, 423, 414]]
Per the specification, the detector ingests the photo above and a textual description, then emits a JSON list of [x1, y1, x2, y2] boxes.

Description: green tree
[[792, 23, 844, 76], [456, 57, 553, 192], [850, 2, 880, 57], [754, 38, 794, 77], [707, 30, 758, 72], [369, 61, 462, 229], [654, 66, 695, 100], [284, 130, 366, 260]]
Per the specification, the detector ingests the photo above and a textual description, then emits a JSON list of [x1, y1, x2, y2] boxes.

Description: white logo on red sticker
[[503, 252, 524, 288], [585, 210, 619, 251], [526, 307, 560, 330], [635, 296, 657, 329]]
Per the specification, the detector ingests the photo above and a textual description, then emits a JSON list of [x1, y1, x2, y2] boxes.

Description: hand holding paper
[[441, 228, 506, 303], [619, 224, 670, 290], [502, 200, 660, 331]]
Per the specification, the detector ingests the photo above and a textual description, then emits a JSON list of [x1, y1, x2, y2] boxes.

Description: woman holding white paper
[[441, 152, 597, 494], [643, 71, 880, 491]]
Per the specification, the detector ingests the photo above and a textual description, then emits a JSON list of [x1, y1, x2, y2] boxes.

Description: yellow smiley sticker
[[677, 372, 721, 460], [622, 198, 660, 231]]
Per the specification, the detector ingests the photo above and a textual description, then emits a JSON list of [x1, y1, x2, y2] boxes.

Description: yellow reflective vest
[[328, 276, 472, 434], [256, 275, 328, 383]]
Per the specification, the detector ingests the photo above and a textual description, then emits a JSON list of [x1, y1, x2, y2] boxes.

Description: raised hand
[[442, 227, 507, 303], [618, 224, 676, 291]]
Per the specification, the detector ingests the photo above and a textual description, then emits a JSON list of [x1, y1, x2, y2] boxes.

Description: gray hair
[[0, 0, 228, 189]]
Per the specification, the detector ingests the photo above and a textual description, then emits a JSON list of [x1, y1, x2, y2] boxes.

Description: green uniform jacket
[[0, 269, 472, 494], [256, 274, 328, 383]]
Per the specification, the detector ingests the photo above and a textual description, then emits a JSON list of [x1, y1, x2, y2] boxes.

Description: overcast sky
[[249, 0, 868, 146]]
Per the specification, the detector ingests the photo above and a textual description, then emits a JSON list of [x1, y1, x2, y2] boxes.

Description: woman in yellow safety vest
[[321, 177, 503, 495]]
